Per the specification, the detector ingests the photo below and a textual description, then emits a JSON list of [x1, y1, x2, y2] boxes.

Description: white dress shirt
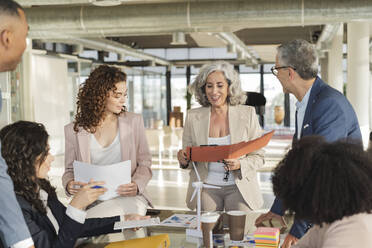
[[296, 85, 312, 139]]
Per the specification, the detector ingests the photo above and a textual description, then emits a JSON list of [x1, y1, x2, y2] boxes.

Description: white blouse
[[205, 135, 235, 186], [90, 131, 121, 166]]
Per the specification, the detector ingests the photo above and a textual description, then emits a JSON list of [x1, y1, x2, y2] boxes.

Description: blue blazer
[[270, 77, 362, 238], [16, 193, 120, 248]]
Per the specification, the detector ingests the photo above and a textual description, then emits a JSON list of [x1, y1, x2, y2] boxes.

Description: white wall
[[0, 72, 11, 128], [28, 55, 71, 155]]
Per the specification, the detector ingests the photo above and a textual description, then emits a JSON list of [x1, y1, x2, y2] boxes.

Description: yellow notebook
[[104, 234, 170, 248]]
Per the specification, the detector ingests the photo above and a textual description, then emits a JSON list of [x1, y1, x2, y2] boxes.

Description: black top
[[16, 194, 120, 248]]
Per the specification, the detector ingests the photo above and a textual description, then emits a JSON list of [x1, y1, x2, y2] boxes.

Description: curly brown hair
[[0, 121, 56, 214], [74, 65, 127, 133]]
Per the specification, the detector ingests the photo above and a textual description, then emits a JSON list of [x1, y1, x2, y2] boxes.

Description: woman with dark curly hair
[[272, 136, 372, 248], [0, 121, 148, 248], [62, 65, 152, 242]]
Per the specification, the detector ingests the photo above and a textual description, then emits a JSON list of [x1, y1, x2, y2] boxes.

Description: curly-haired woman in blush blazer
[[62, 65, 152, 242]]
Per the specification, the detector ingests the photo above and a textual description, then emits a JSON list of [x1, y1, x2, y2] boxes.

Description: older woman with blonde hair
[[177, 61, 264, 218]]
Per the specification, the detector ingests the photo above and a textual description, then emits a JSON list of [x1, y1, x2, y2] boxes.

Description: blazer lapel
[[118, 115, 131, 161], [193, 107, 210, 173], [229, 105, 244, 144], [194, 107, 210, 146], [77, 129, 91, 163], [301, 77, 322, 138]]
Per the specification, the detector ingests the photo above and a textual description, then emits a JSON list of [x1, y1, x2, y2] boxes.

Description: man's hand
[[281, 234, 298, 248], [116, 182, 138, 197], [255, 211, 287, 229]]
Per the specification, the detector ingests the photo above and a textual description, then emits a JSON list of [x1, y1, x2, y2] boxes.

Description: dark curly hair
[[272, 136, 372, 225], [74, 65, 127, 133], [0, 121, 56, 214]]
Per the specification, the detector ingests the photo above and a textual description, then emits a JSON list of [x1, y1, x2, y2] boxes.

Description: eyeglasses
[[271, 66, 296, 76]]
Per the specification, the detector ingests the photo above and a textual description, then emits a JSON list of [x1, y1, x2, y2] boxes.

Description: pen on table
[[91, 185, 103, 189]]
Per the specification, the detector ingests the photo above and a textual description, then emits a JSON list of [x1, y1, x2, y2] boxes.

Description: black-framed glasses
[[271, 66, 296, 76]]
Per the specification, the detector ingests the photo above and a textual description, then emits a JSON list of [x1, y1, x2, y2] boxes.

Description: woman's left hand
[[116, 182, 138, 196], [223, 159, 241, 171], [124, 214, 151, 231]]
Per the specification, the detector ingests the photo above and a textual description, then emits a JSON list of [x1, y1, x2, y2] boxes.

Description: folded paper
[[73, 160, 131, 201], [186, 130, 274, 162]]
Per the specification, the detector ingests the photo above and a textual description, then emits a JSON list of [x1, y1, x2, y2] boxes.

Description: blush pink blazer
[[62, 112, 153, 206]]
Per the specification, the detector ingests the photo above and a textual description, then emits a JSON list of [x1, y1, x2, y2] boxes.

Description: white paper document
[[114, 217, 160, 230], [73, 160, 131, 201]]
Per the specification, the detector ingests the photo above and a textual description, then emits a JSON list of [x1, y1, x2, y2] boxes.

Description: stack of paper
[[113, 217, 160, 230], [254, 227, 280, 247]]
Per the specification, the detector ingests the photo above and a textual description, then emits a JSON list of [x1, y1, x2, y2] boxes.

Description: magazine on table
[[160, 214, 197, 228]]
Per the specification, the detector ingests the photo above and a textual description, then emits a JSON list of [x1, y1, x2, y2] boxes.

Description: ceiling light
[[170, 32, 187, 45], [91, 0, 122, 7]]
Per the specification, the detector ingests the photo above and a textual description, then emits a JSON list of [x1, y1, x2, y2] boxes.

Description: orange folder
[[105, 234, 170, 248], [186, 130, 274, 162]]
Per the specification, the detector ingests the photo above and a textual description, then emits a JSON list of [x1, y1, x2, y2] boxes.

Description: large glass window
[[240, 74, 260, 92], [126, 68, 167, 128], [263, 74, 296, 128], [171, 76, 187, 115]]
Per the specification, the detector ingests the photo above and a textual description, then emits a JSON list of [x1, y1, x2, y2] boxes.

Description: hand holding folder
[[186, 130, 274, 162]]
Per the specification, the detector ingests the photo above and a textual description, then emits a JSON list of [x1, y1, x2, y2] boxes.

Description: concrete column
[[166, 66, 171, 125], [328, 24, 344, 93], [347, 22, 369, 146], [20, 38, 35, 121], [128, 76, 134, 112], [319, 55, 328, 83], [370, 68, 372, 131]]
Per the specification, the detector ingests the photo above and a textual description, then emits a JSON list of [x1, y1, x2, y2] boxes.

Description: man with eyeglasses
[[255, 39, 361, 248]]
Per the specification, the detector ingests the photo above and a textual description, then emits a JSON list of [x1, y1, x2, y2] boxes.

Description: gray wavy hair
[[189, 61, 246, 107], [277, 39, 319, 80]]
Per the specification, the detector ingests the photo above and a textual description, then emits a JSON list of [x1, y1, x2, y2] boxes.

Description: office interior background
[[1, 0, 372, 216]]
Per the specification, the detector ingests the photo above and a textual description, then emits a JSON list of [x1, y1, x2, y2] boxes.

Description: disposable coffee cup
[[227, 210, 246, 241], [201, 212, 220, 248]]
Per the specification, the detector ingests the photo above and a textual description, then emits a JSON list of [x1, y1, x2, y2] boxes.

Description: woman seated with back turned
[[272, 136, 372, 248], [0, 121, 148, 248]]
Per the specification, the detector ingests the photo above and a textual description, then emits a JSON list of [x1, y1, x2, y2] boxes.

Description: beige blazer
[[183, 105, 264, 210], [62, 112, 153, 206]]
